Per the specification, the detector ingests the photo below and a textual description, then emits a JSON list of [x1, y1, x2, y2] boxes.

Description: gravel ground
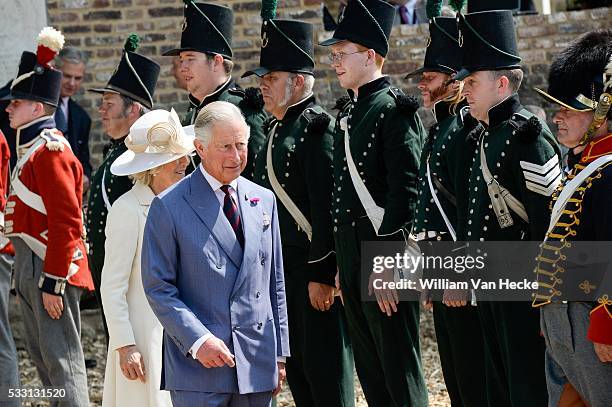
[[11, 299, 449, 406]]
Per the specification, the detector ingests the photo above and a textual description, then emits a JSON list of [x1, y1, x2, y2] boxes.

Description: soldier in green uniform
[[87, 34, 160, 340], [407, 4, 487, 405], [244, 18, 355, 407], [163, 0, 267, 178], [532, 29, 612, 407], [320, 0, 428, 405], [454, 10, 562, 407]]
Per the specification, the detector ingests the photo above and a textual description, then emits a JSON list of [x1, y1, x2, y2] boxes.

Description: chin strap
[[577, 92, 611, 147]]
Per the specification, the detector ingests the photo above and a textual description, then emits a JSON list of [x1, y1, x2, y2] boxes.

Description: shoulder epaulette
[[514, 115, 542, 143], [40, 129, 66, 152], [333, 95, 351, 112], [227, 87, 244, 97], [388, 87, 419, 114], [303, 108, 331, 136], [238, 87, 265, 110]]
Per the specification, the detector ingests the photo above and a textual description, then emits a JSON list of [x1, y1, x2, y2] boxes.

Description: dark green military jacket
[[86, 136, 133, 276], [252, 95, 336, 286], [413, 101, 474, 236], [460, 94, 562, 242], [184, 78, 268, 180], [332, 76, 425, 238]]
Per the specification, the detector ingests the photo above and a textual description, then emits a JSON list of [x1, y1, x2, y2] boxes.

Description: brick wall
[[45, 1, 612, 169]]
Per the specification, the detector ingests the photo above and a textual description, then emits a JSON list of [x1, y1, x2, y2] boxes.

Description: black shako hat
[[454, 10, 522, 81], [405, 16, 461, 78], [467, 0, 537, 14], [242, 19, 315, 78], [5, 52, 63, 107], [89, 34, 160, 109], [162, 1, 233, 59], [535, 29, 612, 112], [319, 0, 395, 57], [3, 27, 66, 107]]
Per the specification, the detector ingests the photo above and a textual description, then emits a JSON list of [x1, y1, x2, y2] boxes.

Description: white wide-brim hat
[[111, 108, 196, 176]]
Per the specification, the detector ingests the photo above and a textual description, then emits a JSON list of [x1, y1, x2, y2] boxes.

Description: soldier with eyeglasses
[[320, 0, 428, 405]]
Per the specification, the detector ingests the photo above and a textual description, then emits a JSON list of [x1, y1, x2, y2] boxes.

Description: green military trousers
[[477, 301, 548, 407], [334, 218, 427, 407], [432, 302, 487, 407], [283, 273, 355, 407]]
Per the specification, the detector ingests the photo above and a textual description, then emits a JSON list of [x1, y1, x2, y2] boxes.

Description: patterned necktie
[[55, 98, 68, 134], [220, 185, 244, 248]]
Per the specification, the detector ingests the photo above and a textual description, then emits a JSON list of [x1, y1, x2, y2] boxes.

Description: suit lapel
[[232, 178, 261, 295], [184, 169, 243, 268]]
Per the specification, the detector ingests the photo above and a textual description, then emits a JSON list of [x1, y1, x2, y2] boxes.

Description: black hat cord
[[432, 18, 459, 45], [459, 17, 521, 61], [184, 0, 232, 58], [264, 20, 315, 66], [123, 52, 154, 108], [355, 0, 388, 46]]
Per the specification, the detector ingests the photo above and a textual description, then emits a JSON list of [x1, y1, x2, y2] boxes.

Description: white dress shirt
[[60, 96, 70, 121], [190, 166, 285, 362]]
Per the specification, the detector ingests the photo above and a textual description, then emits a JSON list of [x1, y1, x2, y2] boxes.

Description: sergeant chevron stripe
[[520, 155, 562, 196]]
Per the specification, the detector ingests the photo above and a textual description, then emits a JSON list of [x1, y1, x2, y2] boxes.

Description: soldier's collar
[[282, 94, 316, 121], [15, 115, 56, 147], [110, 134, 128, 145], [486, 93, 521, 128], [432, 100, 453, 124], [580, 133, 612, 164], [190, 76, 234, 108], [349, 76, 390, 102]]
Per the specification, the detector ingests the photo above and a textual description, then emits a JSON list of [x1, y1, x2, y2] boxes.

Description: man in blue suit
[[142, 100, 290, 406], [55, 47, 93, 182]]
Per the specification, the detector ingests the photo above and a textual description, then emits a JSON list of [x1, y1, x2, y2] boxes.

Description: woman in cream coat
[[100, 109, 194, 407]]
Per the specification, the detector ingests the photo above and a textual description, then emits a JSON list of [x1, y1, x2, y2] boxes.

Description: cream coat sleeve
[[100, 193, 140, 351]]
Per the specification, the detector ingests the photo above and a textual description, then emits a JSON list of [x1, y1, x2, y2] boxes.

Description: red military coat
[[0, 130, 14, 255], [5, 127, 93, 291]]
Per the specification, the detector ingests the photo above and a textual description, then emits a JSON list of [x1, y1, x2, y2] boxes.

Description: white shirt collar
[[199, 164, 238, 192]]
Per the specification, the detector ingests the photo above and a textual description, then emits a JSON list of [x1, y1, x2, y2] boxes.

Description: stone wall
[[45, 1, 612, 169]]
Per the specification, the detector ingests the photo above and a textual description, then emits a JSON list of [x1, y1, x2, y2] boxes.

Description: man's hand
[[82, 175, 90, 194], [42, 292, 63, 319], [308, 282, 335, 311], [196, 336, 235, 368], [273, 362, 286, 397], [594, 342, 612, 363], [420, 288, 432, 311], [117, 345, 146, 382], [368, 269, 398, 317], [443, 289, 468, 307], [335, 268, 344, 306]]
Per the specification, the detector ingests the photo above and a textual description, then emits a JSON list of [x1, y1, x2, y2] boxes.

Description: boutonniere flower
[[246, 194, 260, 206], [339, 116, 348, 131]]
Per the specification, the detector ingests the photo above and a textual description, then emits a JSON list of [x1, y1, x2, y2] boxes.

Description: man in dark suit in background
[[55, 47, 93, 189]]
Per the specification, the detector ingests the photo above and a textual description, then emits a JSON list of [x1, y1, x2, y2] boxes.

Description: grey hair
[[194, 101, 250, 146], [55, 47, 88, 68], [119, 95, 149, 117], [284, 73, 315, 104]]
